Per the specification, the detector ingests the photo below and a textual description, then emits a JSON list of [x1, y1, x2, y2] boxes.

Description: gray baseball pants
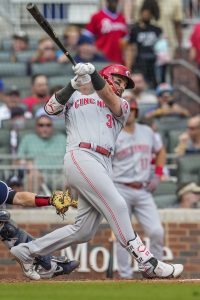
[[15, 150, 137, 263]]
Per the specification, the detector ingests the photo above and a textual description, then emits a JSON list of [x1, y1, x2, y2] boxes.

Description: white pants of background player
[[13, 150, 139, 262], [115, 183, 164, 279]]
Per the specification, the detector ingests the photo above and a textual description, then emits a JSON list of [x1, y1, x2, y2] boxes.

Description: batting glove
[[73, 63, 95, 76], [71, 74, 91, 90], [146, 175, 161, 193]]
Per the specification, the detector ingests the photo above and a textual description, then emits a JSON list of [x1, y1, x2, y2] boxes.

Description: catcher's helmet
[[130, 99, 138, 118], [99, 64, 135, 96]]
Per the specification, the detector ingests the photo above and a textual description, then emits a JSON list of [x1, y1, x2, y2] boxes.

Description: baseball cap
[[177, 182, 200, 198], [156, 83, 174, 96], [5, 85, 20, 96], [77, 35, 94, 46], [13, 31, 29, 43], [7, 175, 23, 187]]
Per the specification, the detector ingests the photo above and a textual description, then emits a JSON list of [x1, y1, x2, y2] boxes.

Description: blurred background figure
[[176, 182, 200, 208], [22, 74, 49, 113], [126, 0, 162, 88], [10, 31, 29, 63], [17, 114, 66, 192], [83, 0, 128, 64], [57, 25, 81, 63], [175, 115, 200, 155], [74, 35, 107, 63], [145, 83, 190, 118], [31, 36, 57, 63], [123, 0, 183, 58], [189, 22, 200, 91], [0, 86, 23, 127]]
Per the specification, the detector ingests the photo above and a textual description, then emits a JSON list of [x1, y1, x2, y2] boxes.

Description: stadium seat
[[93, 62, 110, 71], [15, 50, 35, 62], [2, 38, 38, 51], [168, 130, 185, 153], [153, 181, 178, 208], [31, 62, 73, 77], [4, 76, 31, 91], [0, 129, 10, 154], [177, 154, 200, 184], [0, 51, 11, 62], [0, 62, 27, 77], [155, 116, 188, 133], [48, 76, 70, 88]]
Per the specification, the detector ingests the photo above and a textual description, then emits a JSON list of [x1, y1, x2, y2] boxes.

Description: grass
[[0, 281, 200, 300]]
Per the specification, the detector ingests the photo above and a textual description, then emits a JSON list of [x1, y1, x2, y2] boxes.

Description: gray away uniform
[[112, 123, 164, 278], [13, 90, 142, 262]]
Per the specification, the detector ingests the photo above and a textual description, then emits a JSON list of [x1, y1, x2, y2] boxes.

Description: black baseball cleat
[[53, 259, 80, 277]]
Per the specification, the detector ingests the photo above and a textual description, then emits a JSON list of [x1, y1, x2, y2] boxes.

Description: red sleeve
[[86, 13, 98, 35], [190, 25, 198, 48]]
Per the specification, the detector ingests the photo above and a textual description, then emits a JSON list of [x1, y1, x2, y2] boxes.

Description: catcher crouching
[[0, 180, 79, 279]]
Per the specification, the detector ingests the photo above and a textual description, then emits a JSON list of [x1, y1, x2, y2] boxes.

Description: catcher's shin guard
[[0, 210, 52, 271]]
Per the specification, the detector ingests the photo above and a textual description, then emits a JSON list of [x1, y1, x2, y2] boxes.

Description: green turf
[[0, 282, 200, 300]]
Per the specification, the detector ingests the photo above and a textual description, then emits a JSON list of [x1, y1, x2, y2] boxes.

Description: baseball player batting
[[10, 63, 183, 280], [112, 94, 165, 279]]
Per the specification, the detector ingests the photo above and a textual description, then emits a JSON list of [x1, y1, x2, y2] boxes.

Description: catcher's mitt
[[49, 190, 78, 217]]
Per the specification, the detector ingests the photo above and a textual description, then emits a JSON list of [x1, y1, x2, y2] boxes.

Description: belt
[[79, 142, 111, 157], [124, 182, 146, 189]]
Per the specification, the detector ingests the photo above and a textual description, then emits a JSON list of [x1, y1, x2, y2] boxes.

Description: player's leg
[[0, 210, 79, 279], [133, 190, 164, 261], [64, 151, 183, 278]]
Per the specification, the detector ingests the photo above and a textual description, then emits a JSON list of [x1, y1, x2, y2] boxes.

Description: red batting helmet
[[130, 99, 138, 118], [99, 64, 135, 96]]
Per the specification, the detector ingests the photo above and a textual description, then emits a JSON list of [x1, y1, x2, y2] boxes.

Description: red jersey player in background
[[83, 0, 128, 64]]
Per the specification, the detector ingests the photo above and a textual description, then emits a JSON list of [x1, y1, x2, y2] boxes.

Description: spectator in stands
[[31, 36, 57, 63], [125, 0, 161, 88], [189, 22, 200, 90], [123, 0, 183, 58], [17, 114, 66, 192], [145, 83, 190, 118], [175, 115, 200, 156], [132, 72, 157, 104], [11, 31, 29, 62], [83, 0, 128, 64], [74, 35, 107, 63], [176, 182, 200, 208], [22, 74, 49, 113], [0, 86, 23, 127], [57, 25, 81, 63]]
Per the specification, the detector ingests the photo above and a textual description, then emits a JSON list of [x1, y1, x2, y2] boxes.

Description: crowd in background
[[0, 0, 200, 208]]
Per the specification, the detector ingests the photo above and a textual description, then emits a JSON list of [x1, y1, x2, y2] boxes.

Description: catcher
[[0, 180, 79, 279]]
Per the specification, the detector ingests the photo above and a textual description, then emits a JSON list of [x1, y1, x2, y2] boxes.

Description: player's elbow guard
[[44, 94, 65, 115]]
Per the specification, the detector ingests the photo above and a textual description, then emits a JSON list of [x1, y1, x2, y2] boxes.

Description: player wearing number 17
[[10, 62, 183, 280]]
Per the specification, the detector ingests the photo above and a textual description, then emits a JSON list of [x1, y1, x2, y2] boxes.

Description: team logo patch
[[122, 100, 129, 113], [126, 70, 130, 77], [138, 245, 146, 253]]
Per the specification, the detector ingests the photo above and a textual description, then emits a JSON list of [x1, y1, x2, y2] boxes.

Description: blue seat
[[31, 62, 73, 77], [0, 62, 27, 77]]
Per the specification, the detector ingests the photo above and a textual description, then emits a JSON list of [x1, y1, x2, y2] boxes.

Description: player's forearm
[[155, 147, 166, 171], [91, 71, 122, 116], [7, 191, 51, 208], [45, 83, 75, 115]]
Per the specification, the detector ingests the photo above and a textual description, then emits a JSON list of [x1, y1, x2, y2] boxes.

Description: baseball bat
[[26, 3, 76, 66]]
